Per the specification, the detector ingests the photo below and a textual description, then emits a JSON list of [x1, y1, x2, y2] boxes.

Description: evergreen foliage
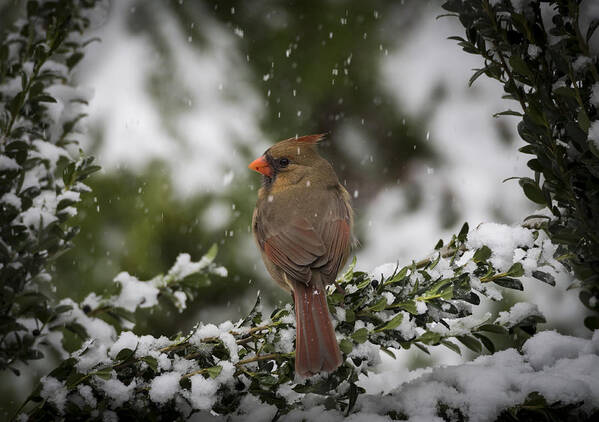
[[0, 0, 100, 373], [441, 0, 599, 329]]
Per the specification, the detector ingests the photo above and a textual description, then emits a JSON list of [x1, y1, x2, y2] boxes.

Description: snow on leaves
[[21, 222, 593, 421], [0, 0, 101, 373]]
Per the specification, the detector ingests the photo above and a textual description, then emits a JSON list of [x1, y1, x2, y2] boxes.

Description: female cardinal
[[249, 134, 353, 377]]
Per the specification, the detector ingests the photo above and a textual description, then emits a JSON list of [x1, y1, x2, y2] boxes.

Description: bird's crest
[[286, 133, 327, 144]]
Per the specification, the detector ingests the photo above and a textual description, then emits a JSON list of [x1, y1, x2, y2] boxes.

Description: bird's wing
[[256, 187, 351, 286], [313, 189, 352, 283], [260, 217, 326, 285]]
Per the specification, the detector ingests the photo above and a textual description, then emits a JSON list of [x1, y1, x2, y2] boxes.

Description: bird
[[249, 133, 353, 378]]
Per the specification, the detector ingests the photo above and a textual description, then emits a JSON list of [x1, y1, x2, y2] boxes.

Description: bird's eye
[[278, 157, 289, 168]]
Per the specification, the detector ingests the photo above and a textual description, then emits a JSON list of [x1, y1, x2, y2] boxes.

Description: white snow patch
[[495, 302, 543, 328], [109, 331, 139, 358], [40, 377, 67, 414], [0, 155, 19, 170], [113, 272, 159, 312], [150, 372, 181, 404]]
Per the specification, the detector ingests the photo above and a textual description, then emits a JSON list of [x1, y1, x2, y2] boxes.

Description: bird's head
[[249, 134, 336, 190]]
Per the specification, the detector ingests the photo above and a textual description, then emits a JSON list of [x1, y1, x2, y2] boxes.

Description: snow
[[0, 155, 20, 170], [150, 372, 181, 404], [113, 272, 159, 312], [189, 323, 221, 346], [77, 0, 263, 197], [189, 374, 219, 410], [78, 384, 98, 408], [109, 331, 139, 358], [591, 83, 599, 107], [167, 253, 208, 280], [31, 139, 68, 171], [573, 55, 592, 73], [496, 302, 542, 327], [212, 266, 228, 277], [527, 44, 541, 59], [102, 378, 137, 408], [369, 263, 399, 281], [511, 0, 534, 12], [1, 192, 22, 209], [272, 331, 599, 421], [522, 330, 596, 370], [40, 377, 68, 414], [173, 291, 187, 311], [57, 190, 81, 203], [589, 120, 599, 152], [415, 300, 427, 315], [467, 223, 534, 271]]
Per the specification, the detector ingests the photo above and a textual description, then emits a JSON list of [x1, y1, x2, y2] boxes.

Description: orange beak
[[248, 155, 273, 177]]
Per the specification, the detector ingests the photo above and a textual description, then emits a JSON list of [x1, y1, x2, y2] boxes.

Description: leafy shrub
[[0, 0, 100, 373], [441, 0, 599, 329], [20, 222, 569, 420]]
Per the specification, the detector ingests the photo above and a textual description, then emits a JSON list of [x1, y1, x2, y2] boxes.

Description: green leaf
[[142, 356, 158, 372], [509, 55, 533, 79], [206, 365, 222, 379], [345, 308, 356, 322], [66, 52, 84, 69], [417, 331, 441, 345], [339, 338, 353, 355], [531, 270, 555, 286], [351, 328, 368, 344], [374, 313, 403, 332], [493, 277, 524, 290], [342, 256, 357, 283], [33, 95, 57, 103], [368, 297, 388, 312], [395, 301, 418, 315], [455, 335, 482, 353], [441, 339, 461, 355], [468, 68, 487, 86], [474, 333, 495, 353], [493, 110, 523, 118], [380, 347, 396, 359], [65, 322, 88, 339], [584, 316, 599, 330], [478, 324, 508, 335], [54, 304, 73, 314], [356, 279, 371, 290], [386, 266, 408, 284], [577, 109, 590, 133], [553, 86, 577, 99], [473, 245, 492, 263], [518, 145, 536, 154], [94, 367, 113, 380], [506, 262, 524, 277], [457, 222, 469, 242], [203, 243, 218, 263], [115, 348, 135, 361], [526, 159, 543, 172], [579, 291, 598, 310], [586, 18, 599, 42], [519, 178, 545, 204]]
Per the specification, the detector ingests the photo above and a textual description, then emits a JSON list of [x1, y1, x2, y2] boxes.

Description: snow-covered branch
[[0, 0, 104, 373], [21, 222, 592, 421]]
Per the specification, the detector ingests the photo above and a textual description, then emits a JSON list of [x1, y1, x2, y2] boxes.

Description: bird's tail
[[292, 274, 342, 377]]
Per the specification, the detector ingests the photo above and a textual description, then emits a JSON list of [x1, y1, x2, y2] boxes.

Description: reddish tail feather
[[292, 275, 342, 377]]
